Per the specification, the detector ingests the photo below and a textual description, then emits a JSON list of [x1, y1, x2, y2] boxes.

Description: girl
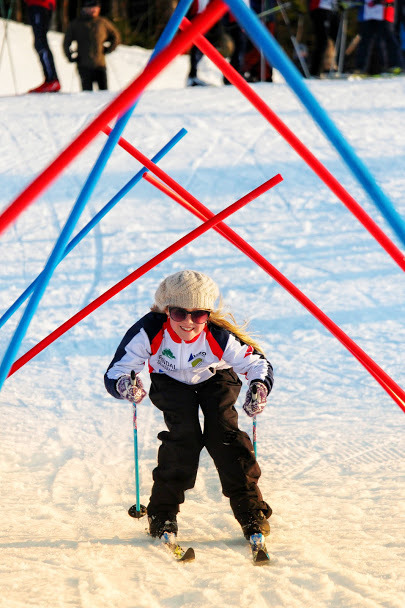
[[104, 270, 273, 540]]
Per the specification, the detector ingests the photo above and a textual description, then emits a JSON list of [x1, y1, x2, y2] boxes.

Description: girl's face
[[166, 308, 207, 341]]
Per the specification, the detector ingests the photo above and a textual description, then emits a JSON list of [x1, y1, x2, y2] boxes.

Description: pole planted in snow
[[178, 17, 405, 272], [122, 147, 405, 411], [0, 0, 227, 238], [6, 174, 282, 378], [0, 129, 187, 330]]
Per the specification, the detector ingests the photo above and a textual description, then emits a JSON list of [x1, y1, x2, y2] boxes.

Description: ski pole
[[251, 384, 258, 458], [0, 0, 18, 94], [257, 2, 290, 19], [275, 0, 310, 78], [253, 416, 257, 459], [128, 370, 147, 519]]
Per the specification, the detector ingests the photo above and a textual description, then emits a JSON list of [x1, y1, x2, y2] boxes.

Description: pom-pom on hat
[[154, 270, 220, 312]]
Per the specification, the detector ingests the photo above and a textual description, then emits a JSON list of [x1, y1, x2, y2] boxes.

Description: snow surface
[[0, 17, 404, 608]]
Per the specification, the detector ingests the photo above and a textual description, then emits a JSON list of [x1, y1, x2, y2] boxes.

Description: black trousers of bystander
[[78, 66, 108, 91]]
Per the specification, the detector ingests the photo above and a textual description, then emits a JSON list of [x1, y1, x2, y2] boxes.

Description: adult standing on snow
[[63, 0, 120, 91], [186, 0, 227, 86], [104, 270, 273, 543], [354, 0, 403, 76], [308, 0, 339, 77], [25, 0, 60, 93]]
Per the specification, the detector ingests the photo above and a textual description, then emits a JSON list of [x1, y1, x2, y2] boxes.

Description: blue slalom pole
[[0, 122, 134, 389], [226, 0, 405, 248], [0, 129, 187, 331], [0, 0, 194, 391], [128, 371, 147, 519]]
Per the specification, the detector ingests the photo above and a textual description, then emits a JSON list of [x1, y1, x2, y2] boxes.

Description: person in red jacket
[[25, 0, 60, 93]]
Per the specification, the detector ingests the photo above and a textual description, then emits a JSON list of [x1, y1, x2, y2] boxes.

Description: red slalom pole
[[7, 174, 282, 378], [143, 177, 405, 412], [0, 0, 227, 237], [142, 174, 405, 412], [179, 17, 405, 272], [115, 138, 404, 410], [143, 173, 208, 220]]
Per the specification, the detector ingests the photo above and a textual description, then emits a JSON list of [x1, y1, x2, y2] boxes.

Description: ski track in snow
[[0, 19, 404, 608]]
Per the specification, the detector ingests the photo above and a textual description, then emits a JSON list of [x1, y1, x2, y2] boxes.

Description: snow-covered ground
[[0, 17, 404, 608]]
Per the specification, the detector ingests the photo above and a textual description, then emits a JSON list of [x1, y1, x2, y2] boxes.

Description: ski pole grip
[[251, 383, 258, 402]]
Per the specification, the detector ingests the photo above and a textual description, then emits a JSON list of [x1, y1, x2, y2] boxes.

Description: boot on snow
[[148, 512, 178, 538], [236, 510, 270, 540]]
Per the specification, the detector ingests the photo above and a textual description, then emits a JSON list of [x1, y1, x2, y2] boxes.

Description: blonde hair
[[150, 300, 265, 355], [209, 306, 265, 355]]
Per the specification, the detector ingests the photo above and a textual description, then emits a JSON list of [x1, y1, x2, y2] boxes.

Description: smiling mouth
[[180, 326, 193, 332]]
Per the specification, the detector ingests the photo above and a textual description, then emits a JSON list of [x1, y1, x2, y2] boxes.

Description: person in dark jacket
[[63, 0, 120, 91], [25, 0, 60, 93], [104, 270, 273, 542]]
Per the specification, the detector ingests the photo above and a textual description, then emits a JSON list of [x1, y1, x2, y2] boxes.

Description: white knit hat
[[154, 270, 220, 311]]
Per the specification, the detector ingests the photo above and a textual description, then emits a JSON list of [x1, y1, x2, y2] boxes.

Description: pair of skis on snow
[[130, 374, 269, 565], [161, 531, 270, 566]]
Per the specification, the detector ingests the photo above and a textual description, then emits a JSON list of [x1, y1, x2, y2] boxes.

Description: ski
[[249, 533, 270, 566], [161, 532, 195, 563]]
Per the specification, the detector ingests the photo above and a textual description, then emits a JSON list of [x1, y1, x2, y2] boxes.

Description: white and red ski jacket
[[358, 0, 395, 23], [105, 312, 273, 399]]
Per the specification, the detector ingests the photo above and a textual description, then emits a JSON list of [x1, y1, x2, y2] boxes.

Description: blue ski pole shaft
[[253, 416, 257, 459], [129, 370, 147, 519], [131, 371, 141, 513], [0, 128, 187, 330], [0, 1, 196, 391], [133, 402, 141, 513], [251, 383, 258, 458]]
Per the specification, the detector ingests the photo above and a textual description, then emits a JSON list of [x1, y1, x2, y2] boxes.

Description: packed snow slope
[[0, 17, 404, 608]]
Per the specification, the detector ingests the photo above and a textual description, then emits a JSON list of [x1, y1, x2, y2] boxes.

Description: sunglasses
[[168, 307, 211, 324]]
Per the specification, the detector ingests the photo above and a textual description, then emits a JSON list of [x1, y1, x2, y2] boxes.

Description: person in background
[[399, 0, 405, 65], [186, 0, 226, 86], [63, 0, 120, 91], [104, 270, 273, 542], [186, 0, 211, 86], [354, 0, 403, 76], [308, 0, 339, 77], [243, 0, 275, 83], [25, 0, 60, 93], [222, 11, 247, 84]]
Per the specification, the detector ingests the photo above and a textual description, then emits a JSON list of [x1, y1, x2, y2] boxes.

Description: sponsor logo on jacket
[[188, 351, 207, 368], [157, 351, 176, 371]]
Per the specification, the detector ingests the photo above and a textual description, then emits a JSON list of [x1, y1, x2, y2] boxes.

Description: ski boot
[[148, 512, 178, 538]]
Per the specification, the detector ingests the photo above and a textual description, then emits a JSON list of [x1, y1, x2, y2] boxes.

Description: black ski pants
[[309, 8, 338, 77], [355, 20, 403, 73], [28, 6, 58, 82], [147, 369, 271, 519], [78, 66, 108, 91]]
